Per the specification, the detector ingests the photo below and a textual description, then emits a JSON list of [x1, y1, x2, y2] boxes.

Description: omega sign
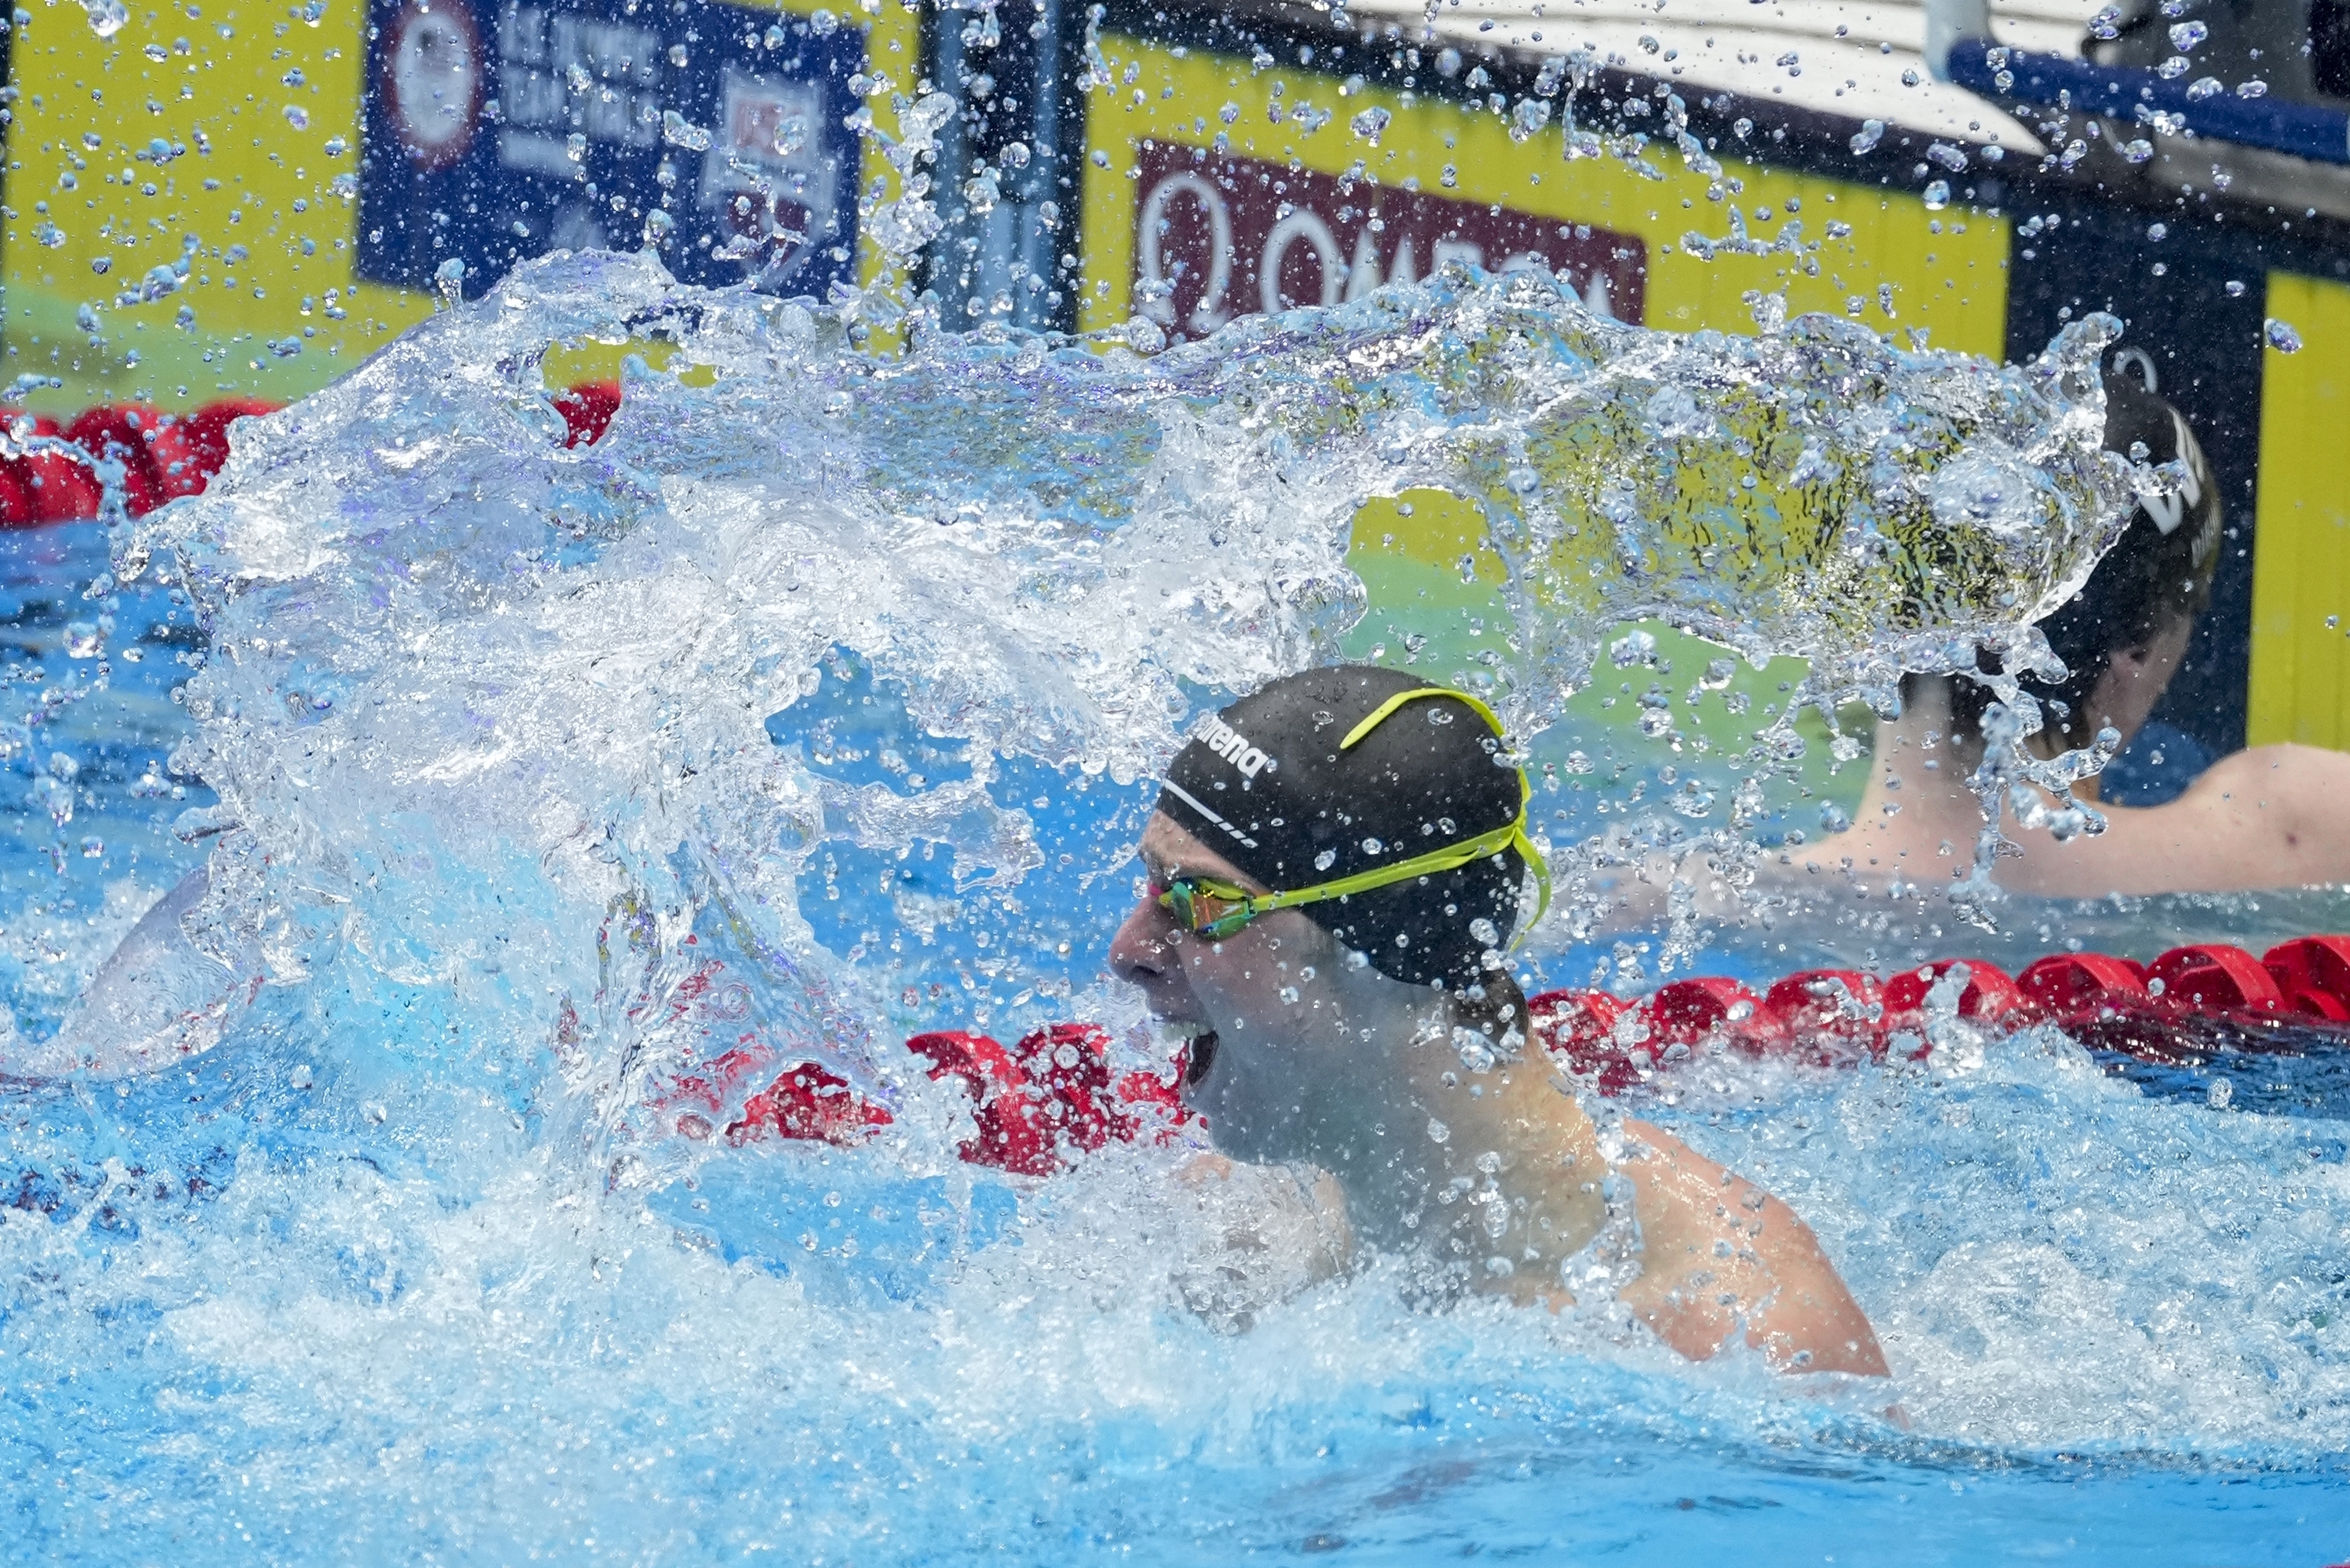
[[385, 0, 484, 169], [1132, 143, 1647, 338]]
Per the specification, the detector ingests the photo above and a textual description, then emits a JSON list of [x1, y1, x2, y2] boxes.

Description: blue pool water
[[0, 254, 2345, 1563]]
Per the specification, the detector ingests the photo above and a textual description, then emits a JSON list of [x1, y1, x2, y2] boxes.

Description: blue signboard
[[357, 0, 861, 298]]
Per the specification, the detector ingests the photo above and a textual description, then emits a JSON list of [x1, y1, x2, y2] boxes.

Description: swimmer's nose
[[1108, 890, 1179, 985]]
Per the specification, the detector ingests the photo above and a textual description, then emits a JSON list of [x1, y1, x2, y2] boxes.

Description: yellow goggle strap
[[1336, 685, 1550, 937]]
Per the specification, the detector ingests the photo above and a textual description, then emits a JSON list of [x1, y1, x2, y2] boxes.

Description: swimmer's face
[[1108, 813, 1350, 1159], [2089, 615, 2193, 749]]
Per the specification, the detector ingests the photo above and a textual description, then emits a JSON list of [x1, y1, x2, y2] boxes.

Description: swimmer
[[1818, 372, 2350, 898], [1111, 666, 1888, 1376]]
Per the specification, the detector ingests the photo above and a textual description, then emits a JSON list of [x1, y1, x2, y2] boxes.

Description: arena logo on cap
[[1195, 714, 1276, 779]]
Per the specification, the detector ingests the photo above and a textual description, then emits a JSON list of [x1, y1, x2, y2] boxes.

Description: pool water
[[0, 253, 2345, 1564]]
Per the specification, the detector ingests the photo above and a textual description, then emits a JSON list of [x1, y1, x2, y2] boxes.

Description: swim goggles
[[1157, 686, 1551, 946]]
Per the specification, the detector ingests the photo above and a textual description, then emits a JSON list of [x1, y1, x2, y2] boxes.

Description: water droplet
[[1279, 985, 1300, 1004], [1313, 848, 1337, 872], [1922, 179, 1950, 210], [2225, 279, 2247, 297], [2122, 138, 2154, 164], [2237, 78, 2267, 98], [1362, 838, 1384, 855], [63, 623, 103, 659], [31, 776, 73, 830], [1848, 119, 1885, 155], [1427, 1117, 1450, 1144], [809, 8, 838, 35], [2169, 19, 2208, 49], [662, 110, 712, 151], [1642, 389, 1710, 441], [80, 0, 127, 37], [2267, 317, 2303, 353], [1122, 316, 1164, 354]]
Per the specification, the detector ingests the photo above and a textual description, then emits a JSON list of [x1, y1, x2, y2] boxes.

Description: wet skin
[[1827, 616, 2350, 897], [1110, 812, 1889, 1378]]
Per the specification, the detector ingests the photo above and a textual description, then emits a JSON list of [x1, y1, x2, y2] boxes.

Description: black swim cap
[[2021, 369, 2224, 748], [1907, 370, 2225, 754], [1155, 665, 1538, 991]]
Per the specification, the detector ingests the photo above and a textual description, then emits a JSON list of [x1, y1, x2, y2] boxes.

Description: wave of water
[[0, 252, 2342, 1564]]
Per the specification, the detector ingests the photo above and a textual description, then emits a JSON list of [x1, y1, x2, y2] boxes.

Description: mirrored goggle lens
[[1160, 880, 1253, 939]]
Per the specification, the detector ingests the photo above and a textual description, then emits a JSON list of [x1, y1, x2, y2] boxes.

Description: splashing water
[[0, 251, 2343, 1563]]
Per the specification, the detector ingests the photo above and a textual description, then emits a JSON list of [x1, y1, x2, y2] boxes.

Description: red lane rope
[[1532, 936, 2350, 1093], [0, 382, 624, 526], [662, 935, 2350, 1176]]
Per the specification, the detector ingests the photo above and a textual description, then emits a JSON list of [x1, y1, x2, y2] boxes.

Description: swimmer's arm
[[2013, 743, 2350, 896], [1612, 1119, 1887, 1377], [1577, 851, 1750, 935], [2153, 743, 2350, 888]]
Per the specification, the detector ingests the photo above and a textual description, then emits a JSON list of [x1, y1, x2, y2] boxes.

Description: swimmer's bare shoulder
[[1610, 1119, 1888, 1377], [2005, 742, 2350, 898]]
